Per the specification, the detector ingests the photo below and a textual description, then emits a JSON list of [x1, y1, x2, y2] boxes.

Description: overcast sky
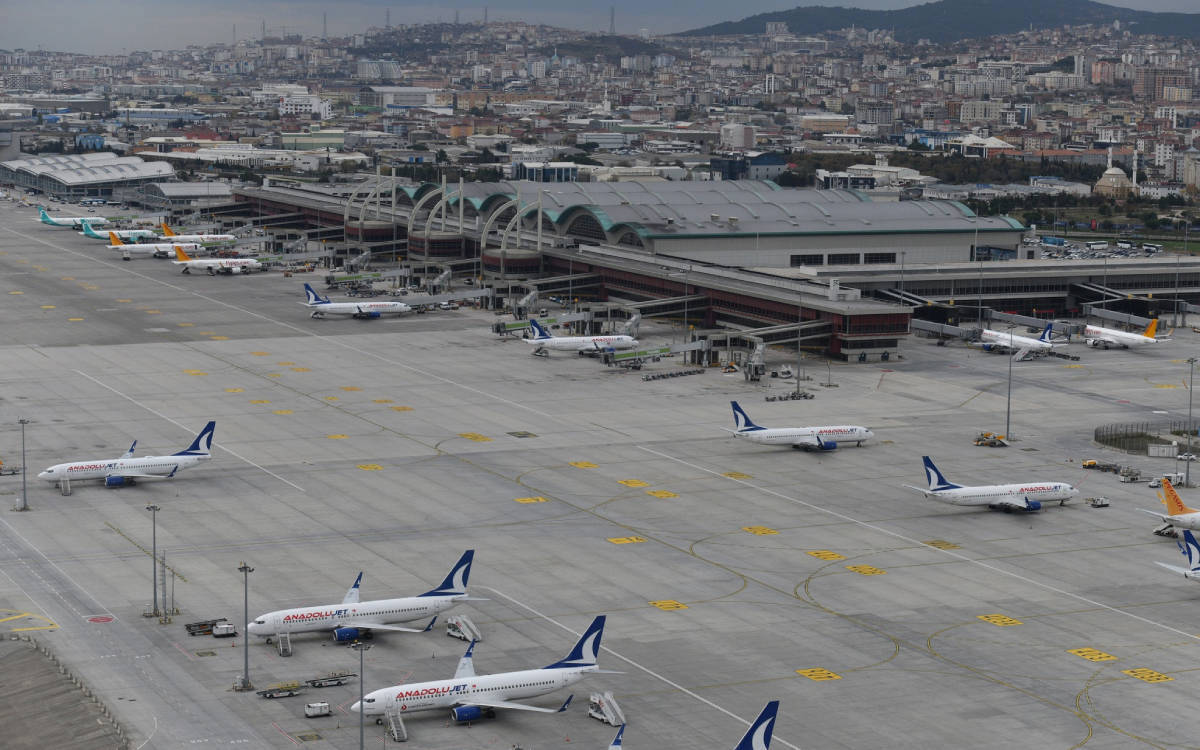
[[3, 0, 1198, 55]]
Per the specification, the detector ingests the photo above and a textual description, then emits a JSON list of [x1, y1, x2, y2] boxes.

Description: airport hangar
[[231, 178, 1200, 360], [0, 152, 174, 200]]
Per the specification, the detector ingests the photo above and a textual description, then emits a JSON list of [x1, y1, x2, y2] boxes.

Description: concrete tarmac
[[2, 194, 1200, 749]]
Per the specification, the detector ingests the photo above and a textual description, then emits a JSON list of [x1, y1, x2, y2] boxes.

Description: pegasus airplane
[[977, 322, 1063, 360], [1138, 477, 1200, 534], [161, 222, 236, 245], [107, 232, 200, 259], [727, 401, 873, 451], [300, 283, 411, 319], [352, 615, 612, 725], [1083, 319, 1168, 349], [248, 550, 479, 642], [904, 455, 1078, 512], [37, 206, 109, 228], [80, 220, 155, 242], [38, 421, 215, 488], [525, 318, 637, 356], [172, 245, 261, 275]]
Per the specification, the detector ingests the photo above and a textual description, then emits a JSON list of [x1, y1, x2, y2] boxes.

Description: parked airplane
[[38, 421, 215, 488], [37, 206, 109, 228], [1083, 319, 1168, 349], [80, 220, 155, 242], [904, 455, 1078, 512], [161, 222, 236, 245], [976, 322, 1062, 359], [726, 401, 873, 451], [352, 614, 611, 724], [107, 232, 200, 259], [1138, 477, 1200, 533], [731, 701, 780, 750], [525, 318, 638, 356], [607, 725, 625, 749], [1156, 528, 1200, 581], [301, 283, 412, 319], [172, 245, 261, 274], [248, 550, 478, 642]]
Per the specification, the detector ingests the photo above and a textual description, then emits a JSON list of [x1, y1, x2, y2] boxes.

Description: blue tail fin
[[544, 615, 606, 669], [342, 572, 363, 604], [419, 550, 474, 597], [733, 701, 779, 750], [303, 283, 329, 305], [1038, 322, 1054, 342], [528, 319, 552, 340], [1179, 530, 1200, 571], [731, 401, 765, 432], [922, 456, 960, 491], [173, 421, 215, 457], [608, 724, 625, 749]]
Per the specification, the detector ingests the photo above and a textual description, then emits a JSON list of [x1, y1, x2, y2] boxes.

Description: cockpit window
[[254, 619, 266, 625], [365, 698, 376, 703]]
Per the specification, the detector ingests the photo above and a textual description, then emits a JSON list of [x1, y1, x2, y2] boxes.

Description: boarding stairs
[[588, 692, 626, 726]]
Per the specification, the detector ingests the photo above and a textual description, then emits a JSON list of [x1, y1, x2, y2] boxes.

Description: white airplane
[[352, 615, 611, 724], [1083, 319, 1168, 349], [903, 455, 1078, 512], [301, 283, 412, 319], [38, 421, 215, 488], [37, 205, 109, 228], [80, 220, 156, 242], [977, 322, 1062, 359], [1138, 477, 1200, 533], [1157, 528, 1200, 581], [726, 401, 873, 451], [161, 222, 236, 245], [172, 245, 261, 275], [247, 550, 479, 642], [107, 232, 201, 260], [606, 701, 780, 750], [525, 318, 638, 356]]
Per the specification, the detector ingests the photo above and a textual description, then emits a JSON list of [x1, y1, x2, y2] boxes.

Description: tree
[[435, 149, 448, 164]]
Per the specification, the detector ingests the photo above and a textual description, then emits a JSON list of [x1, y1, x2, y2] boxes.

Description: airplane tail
[[162, 222, 177, 237], [1144, 319, 1159, 339], [731, 401, 765, 432], [81, 221, 104, 238], [528, 318, 552, 340], [732, 701, 780, 750], [303, 283, 329, 305], [608, 724, 625, 749], [173, 245, 193, 262], [1160, 478, 1199, 515], [922, 456, 961, 491], [342, 572, 363, 605], [172, 421, 215, 457], [1178, 529, 1200, 572], [1038, 322, 1055, 342], [419, 550, 474, 597], [107, 231, 125, 246], [119, 440, 137, 459], [544, 615, 606, 670], [38, 206, 54, 224]]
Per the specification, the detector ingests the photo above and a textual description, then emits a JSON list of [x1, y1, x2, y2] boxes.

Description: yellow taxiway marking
[[1155, 384, 1179, 389], [723, 471, 753, 479], [846, 565, 886, 576], [0, 613, 31, 624], [357, 464, 383, 471], [327, 434, 348, 439], [341, 386, 362, 391], [618, 479, 649, 487], [8, 291, 23, 295], [266, 373, 282, 378], [209, 335, 229, 341], [249, 399, 270, 404], [183, 370, 207, 376], [1069, 648, 1117, 662], [273, 410, 293, 415], [40, 304, 55, 309], [116, 298, 132, 303], [177, 322, 194, 327], [978, 614, 1023, 626], [458, 432, 491, 442], [250, 351, 269, 356], [373, 399, 393, 404], [67, 317, 83, 322], [1064, 364, 1084, 369], [324, 395, 338, 401], [923, 539, 960, 550], [60, 277, 74, 281], [291, 367, 311, 372], [796, 668, 842, 681], [13, 625, 59, 632], [807, 550, 846, 561], [608, 536, 646, 544], [144, 309, 161, 314], [646, 489, 678, 498], [742, 526, 778, 535], [33, 265, 48, 271], [390, 406, 413, 412], [1123, 668, 1172, 683], [570, 461, 598, 469], [81, 285, 99, 290], [649, 600, 688, 611], [225, 387, 244, 393], [514, 496, 548, 504], [197, 330, 215, 335], [276, 361, 295, 365]]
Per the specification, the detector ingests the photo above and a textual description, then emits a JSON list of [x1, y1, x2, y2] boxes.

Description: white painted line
[[0, 515, 113, 620], [73, 369, 304, 492]]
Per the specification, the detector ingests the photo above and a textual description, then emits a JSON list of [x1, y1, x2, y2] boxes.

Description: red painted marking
[[1117, 400, 1131, 404], [879, 369, 894, 372], [87, 616, 114, 623], [271, 722, 301, 746]]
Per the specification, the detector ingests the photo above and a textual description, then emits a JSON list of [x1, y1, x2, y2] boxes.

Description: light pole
[[352, 641, 372, 749], [1005, 326, 1016, 441], [15, 418, 31, 512], [1188, 358, 1197, 488], [899, 250, 906, 295], [237, 562, 254, 691], [145, 504, 160, 617]]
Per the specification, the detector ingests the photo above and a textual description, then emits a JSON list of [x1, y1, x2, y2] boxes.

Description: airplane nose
[[350, 701, 362, 714], [37, 470, 51, 480]]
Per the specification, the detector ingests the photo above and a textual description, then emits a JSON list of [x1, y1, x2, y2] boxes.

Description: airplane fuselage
[[980, 329, 1052, 351], [85, 228, 155, 241], [307, 301, 411, 318], [38, 454, 207, 483], [528, 335, 637, 352], [1083, 325, 1156, 348], [736, 425, 873, 447], [928, 482, 1078, 506], [167, 233, 236, 244], [42, 215, 108, 228], [177, 259, 261, 274], [109, 241, 200, 257], [249, 594, 461, 637], [356, 666, 588, 716]]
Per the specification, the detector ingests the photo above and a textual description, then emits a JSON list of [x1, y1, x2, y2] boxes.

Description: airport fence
[[1094, 421, 1198, 454]]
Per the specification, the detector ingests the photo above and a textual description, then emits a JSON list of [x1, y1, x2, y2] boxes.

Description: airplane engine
[[1023, 500, 1043, 511], [104, 476, 129, 487], [819, 442, 838, 451], [332, 627, 361, 642], [353, 311, 381, 319], [450, 706, 494, 723], [1085, 339, 1101, 347]]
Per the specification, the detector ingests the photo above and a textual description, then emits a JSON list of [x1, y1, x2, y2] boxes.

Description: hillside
[[680, 0, 1200, 43]]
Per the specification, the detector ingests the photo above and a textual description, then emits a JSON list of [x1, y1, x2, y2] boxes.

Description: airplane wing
[[348, 616, 437, 634], [902, 485, 933, 497], [107, 465, 179, 481], [1137, 508, 1171, 522], [789, 434, 824, 448], [454, 639, 477, 678], [1154, 561, 1199, 578], [991, 496, 1041, 512], [1013, 346, 1032, 360], [455, 694, 573, 714]]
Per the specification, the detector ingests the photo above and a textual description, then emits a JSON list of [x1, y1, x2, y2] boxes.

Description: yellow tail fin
[[1161, 478, 1198, 515], [162, 223, 176, 237], [173, 245, 192, 262], [108, 231, 124, 245], [1144, 319, 1158, 339]]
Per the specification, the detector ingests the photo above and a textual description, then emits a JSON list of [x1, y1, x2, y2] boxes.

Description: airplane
[[605, 701, 780, 750], [80, 220, 156, 242], [161, 222, 236, 245], [903, 455, 1078, 512], [247, 550, 479, 642], [525, 318, 638, 356], [36, 205, 109, 228], [976, 322, 1063, 360], [106, 232, 201, 259], [1155, 528, 1200, 581], [726, 401, 873, 451], [1083, 319, 1168, 349], [300, 283, 412, 319], [172, 245, 261, 275], [608, 724, 625, 749], [1138, 477, 1200, 535], [352, 614, 612, 724], [38, 421, 215, 488]]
